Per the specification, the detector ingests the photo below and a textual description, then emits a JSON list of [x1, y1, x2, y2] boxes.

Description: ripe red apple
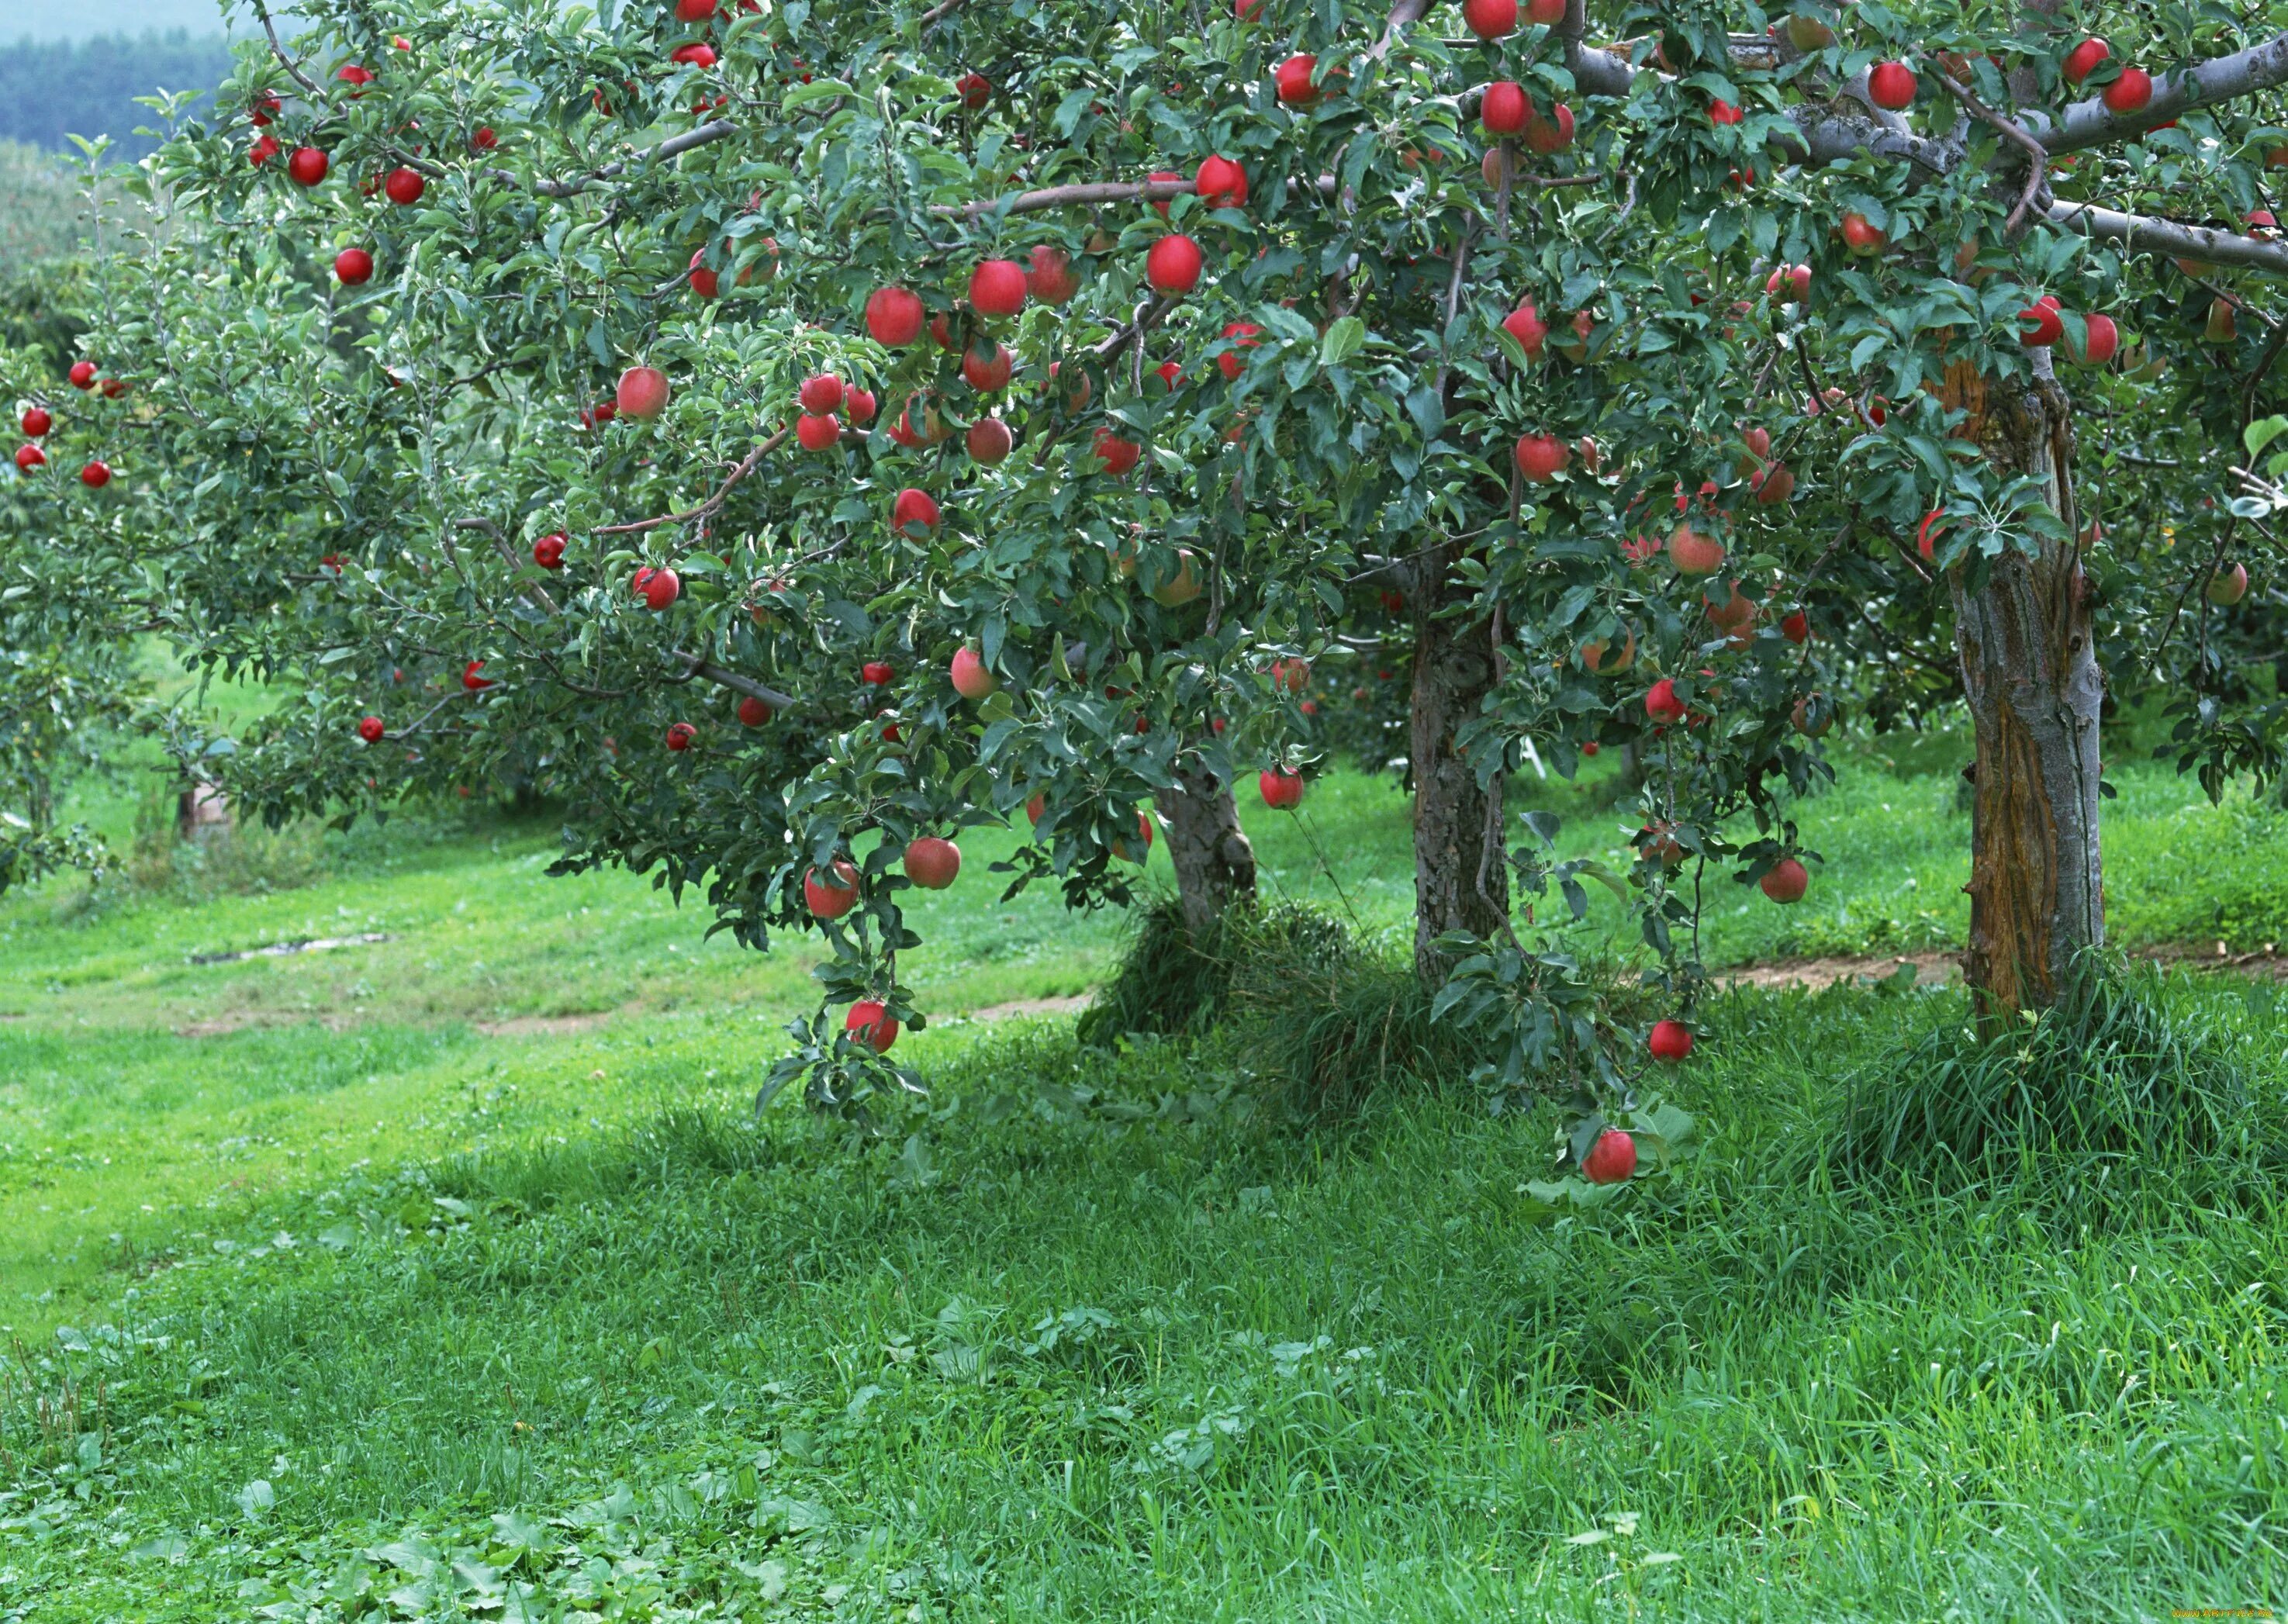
[[1867, 60, 1916, 109], [1025, 244, 1080, 305], [961, 341, 1014, 392], [738, 694, 772, 727], [1581, 1128, 1637, 1183], [1581, 740, 1600, 757], [797, 375, 844, 415], [1156, 359, 1184, 390], [1195, 155, 1249, 211], [665, 720, 696, 752], [358, 715, 385, 742], [1092, 429, 1142, 477], [1840, 212, 1887, 255], [2208, 561, 2249, 606], [1514, 433, 1567, 482], [1276, 54, 1319, 105], [1704, 582, 1758, 645], [893, 488, 941, 536], [617, 365, 669, 419], [1792, 693, 1831, 737], [1259, 768, 1304, 809], [19, 407, 49, 437], [99, 377, 126, 399], [334, 247, 374, 285], [13, 445, 43, 472], [1644, 678, 1688, 724], [1146, 234, 1203, 295], [337, 63, 374, 85], [669, 42, 717, 67], [1781, 610, 1810, 644], [1217, 322, 1263, 381], [969, 258, 1028, 316], [1668, 522, 1726, 575], [845, 387, 877, 425], [287, 146, 329, 185], [1765, 264, 1810, 300], [845, 999, 899, 1052], [805, 859, 861, 918], [248, 133, 281, 167], [902, 834, 963, 890], [472, 126, 498, 150], [1647, 1019, 1694, 1063], [1481, 79, 1528, 136], [866, 286, 925, 346], [951, 646, 996, 700], [1461, 0, 1518, 40], [2074, 313, 2120, 365], [2062, 36, 2110, 84], [677, 0, 717, 17], [686, 251, 721, 298], [533, 531, 567, 569], [638, 565, 681, 610], [862, 661, 894, 686], [1754, 462, 1795, 506], [1761, 855, 1809, 904], [383, 166, 424, 205], [68, 361, 97, 390], [1580, 631, 1634, 673], [1522, 103, 1574, 154], [1709, 98, 1743, 125], [2019, 299, 2064, 347], [956, 71, 992, 110], [78, 460, 110, 489], [1111, 810, 1155, 862], [2103, 66, 2153, 113], [1147, 170, 1184, 218], [796, 413, 841, 451], [461, 660, 493, 691], [1502, 301, 1549, 358], [1270, 656, 1312, 693], [966, 417, 1013, 463]]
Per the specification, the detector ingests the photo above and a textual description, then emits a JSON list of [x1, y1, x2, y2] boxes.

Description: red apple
[[1581, 1128, 1637, 1183], [669, 43, 717, 67], [1217, 322, 1262, 381], [805, 859, 860, 919], [1709, 98, 1743, 125], [1668, 522, 1726, 575], [799, 375, 844, 415], [2075, 313, 2120, 365], [1765, 264, 1811, 300], [1195, 155, 1248, 209], [892, 488, 941, 536], [844, 387, 876, 425], [1526, 0, 1563, 20], [1271, 656, 1311, 693], [1481, 79, 1528, 135], [1761, 855, 1809, 904], [1644, 679, 1688, 724], [533, 531, 567, 569], [1276, 54, 1319, 105], [2103, 66, 2153, 113], [1754, 462, 1795, 505], [638, 565, 681, 609], [19, 407, 49, 437], [1840, 212, 1887, 255], [1259, 768, 1304, 809], [67, 361, 97, 390], [99, 377, 126, 399], [866, 286, 925, 346], [2208, 561, 2249, 606], [1025, 244, 1080, 305], [249, 133, 281, 167], [1514, 433, 1567, 482], [1461, 0, 1517, 40], [956, 71, 992, 110], [461, 660, 493, 691], [617, 365, 669, 419], [796, 413, 842, 451], [334, 247, 374, 285], [287, 146, 329, 185], [472, 126, 498, 150], [1781, 610, 1810, 644], [862, 661, 894, 686], [845, 999, 899, 1052], [969, 257, 1028, 316], [1502, 301, 1548, 358], [966, 416, 1013, 463], [2019, 299, 2064, 347], [1147, 170, 1184, 218], [2062, 36, 2110, 84], [950, 646, 996, 700], [1867, 60, 1916, 109], [1111, 810, 1155, 862], [1580, 631, 1634, 674], [1092, 429, 1142, 476], [1648, 1019, 1694, 1063], [13, 445, 43, 472], [904, 836, 962, 889], [677, 0, 717, 17], [358, 715, 385, 742], [665, 721, 696, 752], [1792, 694, 1832, 737], [961, 341, 1014, 392], [1522, 103, 1574, 154], [78, 460, 110, 488], [383, 166, 424, 205], [1148, 233, 1204, 295], [728, 693, 770, 729]]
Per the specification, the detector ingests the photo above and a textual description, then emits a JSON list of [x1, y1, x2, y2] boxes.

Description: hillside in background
[[0, 30, 235, 159]]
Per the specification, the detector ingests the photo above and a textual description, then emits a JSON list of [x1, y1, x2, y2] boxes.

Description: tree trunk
[[1948, 357, 2105, 1020], [1410, 545, 1509, 984], [1160, 765, 1256, 937]]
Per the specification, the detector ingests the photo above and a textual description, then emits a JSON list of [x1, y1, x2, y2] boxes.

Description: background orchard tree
[[13, 0, 2288, 1153]]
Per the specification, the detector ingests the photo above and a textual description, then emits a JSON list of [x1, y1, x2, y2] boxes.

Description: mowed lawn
[[2, 740, 2286, 1618]]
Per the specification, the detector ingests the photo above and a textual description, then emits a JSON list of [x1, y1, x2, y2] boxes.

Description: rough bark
[[1948, 356, 2105, 1021], [1160, 765, 1256, 937], [1410, 545, 1509, 984]]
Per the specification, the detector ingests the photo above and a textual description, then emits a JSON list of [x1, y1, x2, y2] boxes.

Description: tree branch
[[494, 118, 741, 199], [594, 427, 790, 534], [1929, 65, 2048, 236], [2047, 201, 2288, 277], [678, 652, 798, 713], [250, 0, 322, 98], [2040, 32, 2288, 157]]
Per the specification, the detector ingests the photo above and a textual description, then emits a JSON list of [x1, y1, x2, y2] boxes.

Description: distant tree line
[[0, 32, 233, 160]]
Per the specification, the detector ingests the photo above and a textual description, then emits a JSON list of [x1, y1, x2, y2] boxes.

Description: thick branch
[[2047, 201, 2288, 276], [679, 653, 797, 714], [2041, 32, 2288, 156]]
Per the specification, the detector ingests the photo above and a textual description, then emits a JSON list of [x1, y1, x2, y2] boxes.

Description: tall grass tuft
[[1830, 954, 2268, 1182]]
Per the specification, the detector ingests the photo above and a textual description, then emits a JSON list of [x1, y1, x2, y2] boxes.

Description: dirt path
[[1726, 944, 2288, 992]]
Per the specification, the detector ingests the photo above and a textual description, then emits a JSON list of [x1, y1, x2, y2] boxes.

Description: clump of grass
[[1077, 897, 1350, 1045], [1829, 954, 2266, 1181]]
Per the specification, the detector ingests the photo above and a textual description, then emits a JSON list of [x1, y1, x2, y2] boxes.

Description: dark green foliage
[[0, 33, 232, 159], [1829, 954, 2269, 1181]]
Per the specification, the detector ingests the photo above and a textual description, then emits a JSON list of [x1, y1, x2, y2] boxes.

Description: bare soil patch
[[965, 994, 1093, 1023], [187, 933, 393, 966], [475, 1011, 621, 1037]]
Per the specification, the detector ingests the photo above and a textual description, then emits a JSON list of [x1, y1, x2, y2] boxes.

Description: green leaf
[[1320, 316, 1367, 367]]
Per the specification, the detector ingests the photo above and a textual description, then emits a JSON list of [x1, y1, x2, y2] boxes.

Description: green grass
[[4, 738, 2288, 1618]]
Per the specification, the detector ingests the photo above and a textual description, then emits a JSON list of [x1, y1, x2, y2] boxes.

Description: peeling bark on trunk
[[1160, 765, 1256, 937], [1948, 359, 2105, 1021], [1411, 544, 1509, 984]]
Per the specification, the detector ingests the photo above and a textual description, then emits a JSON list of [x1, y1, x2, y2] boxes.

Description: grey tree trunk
[[1410, 543, 1509, 983], [1160, 765, 1256, 936], [1947, 354, 2105, 1019]]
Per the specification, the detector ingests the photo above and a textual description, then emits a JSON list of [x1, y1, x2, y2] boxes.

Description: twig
[[492, 119, 741, 199], [1929, 65, 2048, 237], [594, 427, 790, 534], [250, 0, 321, 98]]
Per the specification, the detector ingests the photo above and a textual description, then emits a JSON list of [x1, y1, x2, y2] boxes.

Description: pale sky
[[0, 0, 243, 41]]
